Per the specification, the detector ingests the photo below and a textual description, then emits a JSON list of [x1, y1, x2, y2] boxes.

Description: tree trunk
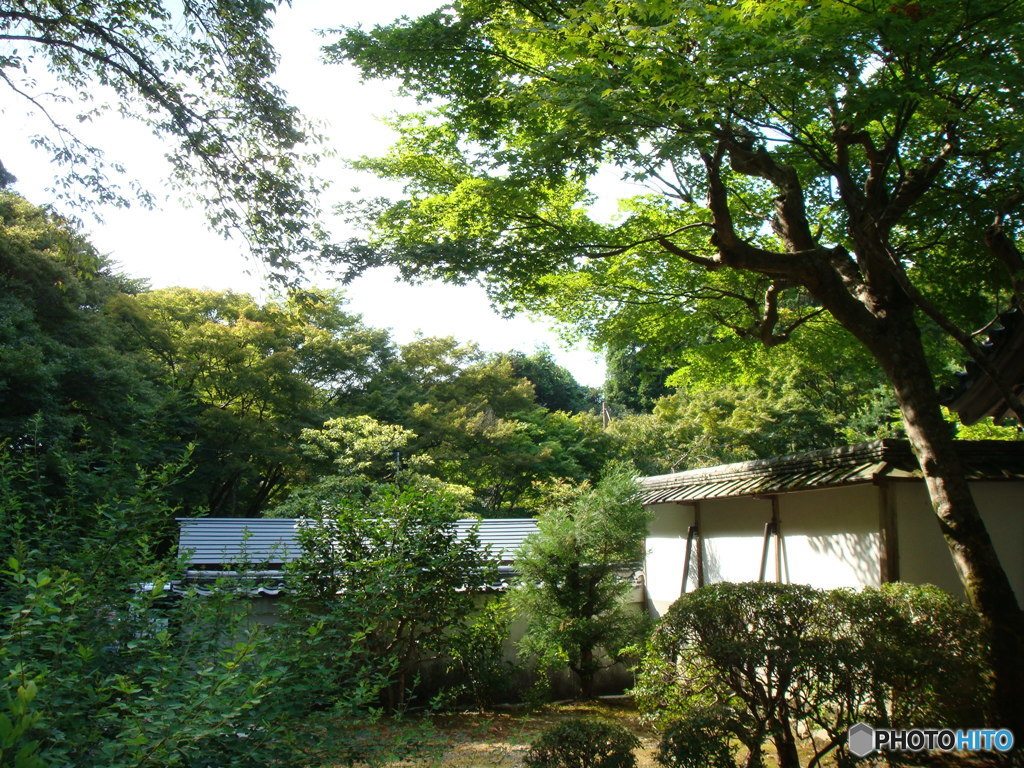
[[578, 645, 596, 699], [770, 717, 801, 768], [861, 308, 1024, 736]]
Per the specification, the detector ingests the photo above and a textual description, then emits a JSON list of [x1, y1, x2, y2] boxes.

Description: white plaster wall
[[777, 485, 882, 589], [644, 503, 695, 617], [644, 485, 885, 617], [897, 481, 1024, 602], [700, 496, 777, 585]]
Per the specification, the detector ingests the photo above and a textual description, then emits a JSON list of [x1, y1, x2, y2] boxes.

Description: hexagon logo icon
[[848, 722, 875, 757]]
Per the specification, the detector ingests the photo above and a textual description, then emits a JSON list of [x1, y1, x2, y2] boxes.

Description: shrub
[[444, 596, 518, 709], [656, 713, 736, 768], [0, 561, 296, 768], [524, 718, 641, 768], [281, 482, 499, 711], [636, 582, 989, 768], [513, 463, 650, 699]]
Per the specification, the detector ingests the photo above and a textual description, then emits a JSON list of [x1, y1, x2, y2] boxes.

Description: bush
[[656, 713, 736, 768], [524, 718, 640, 768], [0, 446, 380, 768], [444, 596, 517, 709], [636, 582, 989, 768], [513, 464, 650, 699], [281, 482, 499, 711], [0, 561, 297, 768]]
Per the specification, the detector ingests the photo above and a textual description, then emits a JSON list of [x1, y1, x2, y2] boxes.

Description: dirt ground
[[357, 699, 661, 768], [335, 701, 1002, 768]]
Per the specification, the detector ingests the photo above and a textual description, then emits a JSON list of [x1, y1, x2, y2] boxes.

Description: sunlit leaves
[[1, 1, 322, 277]]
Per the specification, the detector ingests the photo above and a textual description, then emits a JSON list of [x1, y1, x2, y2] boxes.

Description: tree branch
[[700, 145, 816, 281], [877, 125, 959, 232], [718, 129, 818, 253], [985, 194, 1024, 307], [882, 244, 1024, 423]]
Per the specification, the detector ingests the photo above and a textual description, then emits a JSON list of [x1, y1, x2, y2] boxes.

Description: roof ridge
[[641, 440, 901, 490], [639, 439, 1024, 504]]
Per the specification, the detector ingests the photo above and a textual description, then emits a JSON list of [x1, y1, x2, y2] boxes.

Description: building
[[641, 439, 1024, 617]]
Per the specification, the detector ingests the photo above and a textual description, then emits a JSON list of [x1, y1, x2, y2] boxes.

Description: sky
[[0, 0, 608, 387]]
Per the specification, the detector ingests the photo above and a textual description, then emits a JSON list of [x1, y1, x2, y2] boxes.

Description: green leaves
[[638, 582, 989, 765], [122, 286, 394, 515], [1, 1, 322, 276], [331, 0, 1024, 435], [282, 483, 499, 711], [513, 463, 650, 696]]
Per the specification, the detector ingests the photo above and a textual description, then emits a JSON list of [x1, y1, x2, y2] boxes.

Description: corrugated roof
[[640, 439, 1024, 504], [177, 516, 538, 568]]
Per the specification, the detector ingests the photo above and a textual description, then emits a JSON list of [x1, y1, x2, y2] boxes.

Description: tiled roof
[[640, 439, 1024, 504], [177, 516, 538, 569], [939, 307, 1024, 425]]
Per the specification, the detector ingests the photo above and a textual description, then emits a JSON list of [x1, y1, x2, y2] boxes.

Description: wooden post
[[695, 503, 704, 588], [878, 481, 900, 583], [678, 502, 703, 593], [772, 494, 782, 584], [681, 524, 696, 595]]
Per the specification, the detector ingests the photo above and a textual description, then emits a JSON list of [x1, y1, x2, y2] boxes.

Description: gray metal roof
[[640, 439, 1024, 505], [177, 516, 538, 568]]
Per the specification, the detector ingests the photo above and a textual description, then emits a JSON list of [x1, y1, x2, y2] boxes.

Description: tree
[[120, 287, 392, 515], [407, 353, 610, 514], [0, 190, 187, 509], [340, 337, 615, 515], [502, 349, 600, 414], [603, 343, 674, 415], [268, 413, 477, 516], [512, 463, 649, 698], [280, 483, 498, 710], [0, 1, 319, 275], [330, 0, 1024, 729], [607, 385, 847, 476]]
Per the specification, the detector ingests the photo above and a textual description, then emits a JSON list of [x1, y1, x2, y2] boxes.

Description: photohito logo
[[847, 723, 1014, 756]]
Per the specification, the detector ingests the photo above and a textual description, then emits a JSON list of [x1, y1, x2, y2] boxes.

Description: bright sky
[[0, 0, 608, 387]]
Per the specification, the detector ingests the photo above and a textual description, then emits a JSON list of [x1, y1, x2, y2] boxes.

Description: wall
[[896, 480, 1024, 603], [644, 479, 1024, 618], [645, 503, 696, 617], [644, 485, 883, 618], [773, 485, 881, 589]]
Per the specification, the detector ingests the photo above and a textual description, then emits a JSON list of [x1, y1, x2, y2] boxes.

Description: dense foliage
[[0, 189, 617, 520], [524, 718, 640, 768], [513, 464, 649, 698], [329, 0, 1024, 728], [636, 582, 988, 768], [0, 442, 309, 767], [6, 0, 1023, 753], [118, 287, 393, 516], [279, 483, 499, 710], [0, 189, 628, 760]]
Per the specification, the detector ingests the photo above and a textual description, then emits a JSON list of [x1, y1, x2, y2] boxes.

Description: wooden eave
[[639, 439, 1024, 505]]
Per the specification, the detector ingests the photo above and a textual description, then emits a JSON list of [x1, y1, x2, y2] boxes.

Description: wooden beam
[[878, 481, 900, 583], [695, 502, 704, 588], [772, 495, 782, 584]]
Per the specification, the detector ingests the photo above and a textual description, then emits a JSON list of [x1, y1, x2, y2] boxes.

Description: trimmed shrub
[[636, 582, 988, 768], [524, 718, 641, 768], [656, 712, 736, 768]]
